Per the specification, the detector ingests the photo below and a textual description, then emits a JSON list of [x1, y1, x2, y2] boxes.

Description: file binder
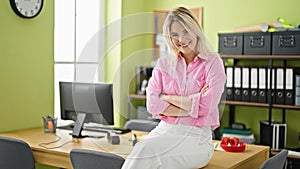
[[234, 67, 242, 101], [295, 74, 300, 106], [242, 67, 250, 101], [275, 68, 284, 104], [250, 67, 258, 102], [267, 68, 276, 104], [258, 67, 267, 103], [293, 68, 300, 106], [226, 66, 234, 100], [285, 68, 294, 105]]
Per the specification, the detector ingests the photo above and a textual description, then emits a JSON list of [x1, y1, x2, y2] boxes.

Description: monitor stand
[[70, 113, 105, 139], [71, 113, 86, 138]]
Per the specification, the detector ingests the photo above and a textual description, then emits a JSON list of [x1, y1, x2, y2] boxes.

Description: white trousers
[[121, 121, 214, 169]]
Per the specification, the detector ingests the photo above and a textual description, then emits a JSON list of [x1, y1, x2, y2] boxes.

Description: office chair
[[0, 136, 35, 169], [70, 148, 125, 169], [259, 149, 288, 169], [124, 119, 159, 132]]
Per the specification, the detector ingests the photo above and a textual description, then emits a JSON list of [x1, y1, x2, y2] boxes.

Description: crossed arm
[[159, 85, 208, 117]]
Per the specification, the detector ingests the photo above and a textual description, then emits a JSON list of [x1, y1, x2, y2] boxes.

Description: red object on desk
[[221, 143, 246, 152], [221, 136, 246, 152]]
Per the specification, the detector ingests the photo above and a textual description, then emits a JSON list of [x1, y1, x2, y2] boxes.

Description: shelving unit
[[221, 54, 300, 158], [223, 100, 300, 125], [221, 55, 300, 126]]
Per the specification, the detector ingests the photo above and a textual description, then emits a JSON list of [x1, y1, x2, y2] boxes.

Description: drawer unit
[[244, 32, 272, 55], [272, 31, 300, 55], [218, 33, 243, 54]]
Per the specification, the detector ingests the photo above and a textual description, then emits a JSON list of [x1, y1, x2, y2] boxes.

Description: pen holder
[[43, 116, 57, 133]]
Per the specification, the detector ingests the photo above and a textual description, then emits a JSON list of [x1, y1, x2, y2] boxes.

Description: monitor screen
[[59, 81, 114, 126]]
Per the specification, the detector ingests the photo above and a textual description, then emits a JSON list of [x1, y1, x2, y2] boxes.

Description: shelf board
[[128, 94, 146, 99], [271, 150, 300, 160], [221, 55, 300, 60], [272, 104, 300, 110], [128, 95, 300, 110], [223, 100, 300, 110], [222, 100, 268, 107]]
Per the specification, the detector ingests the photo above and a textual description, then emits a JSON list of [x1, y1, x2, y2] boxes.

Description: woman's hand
[[200, 84, 209, 94], [159, 94, 168, 101], [160, 105, 189, 117], [159, 84, 208, 115], [159, 94, 191, 112]]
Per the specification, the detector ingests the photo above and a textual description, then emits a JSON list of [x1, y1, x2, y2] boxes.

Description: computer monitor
[[59, 81, 114, 137]]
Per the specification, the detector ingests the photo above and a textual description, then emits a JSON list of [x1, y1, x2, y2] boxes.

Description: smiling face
[[170, 21, 198, 57]]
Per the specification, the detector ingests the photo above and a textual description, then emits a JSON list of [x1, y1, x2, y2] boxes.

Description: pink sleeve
[[146, 68, 170, 118], [188, 57, 226, 118]]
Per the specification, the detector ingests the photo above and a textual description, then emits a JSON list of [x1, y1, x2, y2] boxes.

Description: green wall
[[0, 1, 54, 132], [106, 0, 124, 127], [0, 1, 54, 168]]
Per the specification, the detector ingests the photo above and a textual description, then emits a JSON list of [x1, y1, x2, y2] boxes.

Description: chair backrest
[[0, 136, 35, 169], [70, 148, 125, 169], [124, 119, 159, 132], [259, 149, 288, 169]]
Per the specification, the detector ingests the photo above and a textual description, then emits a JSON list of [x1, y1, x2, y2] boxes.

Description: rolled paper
[[233, 22, 276, 32]]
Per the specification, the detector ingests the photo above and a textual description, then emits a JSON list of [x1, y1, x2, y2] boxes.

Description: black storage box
[[260, 120, 286, 151], [244, 32, 272, 55], [218, 33, 243, 54], [287, 157, 300, 169], [272, 31, 300, 55]]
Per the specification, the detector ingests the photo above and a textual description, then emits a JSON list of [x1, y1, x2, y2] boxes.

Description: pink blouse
[[146, 53, 226, 130]]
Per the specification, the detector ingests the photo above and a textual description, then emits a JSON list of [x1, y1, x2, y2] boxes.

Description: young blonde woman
[[122, 7, 226, 169]]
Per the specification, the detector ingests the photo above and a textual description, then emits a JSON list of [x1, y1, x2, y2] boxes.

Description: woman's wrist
[[160, 94, 169, 101]]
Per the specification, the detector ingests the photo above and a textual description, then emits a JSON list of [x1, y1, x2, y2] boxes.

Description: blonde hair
[[162, 7, 216, 69]]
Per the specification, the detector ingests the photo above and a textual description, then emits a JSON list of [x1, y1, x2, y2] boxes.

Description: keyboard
[[57, 124, 74, 130], [57, 124, 131, 134], [85, 126, 131, 134]]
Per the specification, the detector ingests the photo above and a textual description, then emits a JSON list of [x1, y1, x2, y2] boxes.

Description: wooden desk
[[0, 127, 269, 169], [0, 127, 132, 169], [206, 144, 269, 169]]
